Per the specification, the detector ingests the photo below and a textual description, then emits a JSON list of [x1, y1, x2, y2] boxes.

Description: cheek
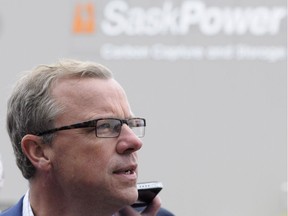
[[66, 141, 114, 174], [50, 135, 116, 181], [83, 148, 111, 172]]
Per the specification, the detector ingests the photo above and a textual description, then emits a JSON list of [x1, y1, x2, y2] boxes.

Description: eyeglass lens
[[96, 118, 145, 138]]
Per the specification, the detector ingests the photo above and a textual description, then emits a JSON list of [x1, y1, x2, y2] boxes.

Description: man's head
[[7, 59, 113, 179], [7, 59, 144, 209]]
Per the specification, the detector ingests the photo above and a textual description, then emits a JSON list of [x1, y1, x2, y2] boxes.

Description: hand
[[115, 196, 161, 216]]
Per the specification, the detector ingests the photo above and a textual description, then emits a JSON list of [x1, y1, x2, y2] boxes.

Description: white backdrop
[[0, 1, 286, 215]]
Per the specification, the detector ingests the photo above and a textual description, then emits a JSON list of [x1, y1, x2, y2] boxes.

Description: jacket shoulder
[[157, 207, 175, 216], [0, 197, 23, 216]]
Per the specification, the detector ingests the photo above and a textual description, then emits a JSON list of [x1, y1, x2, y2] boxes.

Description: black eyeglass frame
[[35, 117, 146, 138]]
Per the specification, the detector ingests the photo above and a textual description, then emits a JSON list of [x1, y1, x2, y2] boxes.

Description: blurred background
[[0, 0, 287, 215]]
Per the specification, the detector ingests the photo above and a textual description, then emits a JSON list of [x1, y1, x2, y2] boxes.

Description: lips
[[113, 164, 137, 175]]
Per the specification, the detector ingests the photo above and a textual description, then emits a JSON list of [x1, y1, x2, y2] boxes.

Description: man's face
[[47, 77, 143, 208]]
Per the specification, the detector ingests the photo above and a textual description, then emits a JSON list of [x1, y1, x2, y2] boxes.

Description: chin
[[119, 186, 138, 206]]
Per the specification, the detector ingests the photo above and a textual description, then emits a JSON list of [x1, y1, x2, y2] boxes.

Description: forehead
[[51, 77, 131, 121]]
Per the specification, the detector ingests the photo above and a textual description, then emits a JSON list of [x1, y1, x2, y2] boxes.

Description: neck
[[28, 177, 119, 216]]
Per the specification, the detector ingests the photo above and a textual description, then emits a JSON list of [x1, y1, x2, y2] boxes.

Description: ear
[[21, 134, 51, 171]]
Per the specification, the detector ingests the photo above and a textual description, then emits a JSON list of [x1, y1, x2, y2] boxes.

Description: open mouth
[[113, 165, 137, 175], [123, 170, 135, 175]]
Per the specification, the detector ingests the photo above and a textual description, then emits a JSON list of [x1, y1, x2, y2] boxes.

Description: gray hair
[[7, 59, 113, 179]]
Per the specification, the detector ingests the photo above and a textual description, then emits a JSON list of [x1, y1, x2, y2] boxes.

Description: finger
[[141, 195, 161, 216], [117, 206, 140, 216]]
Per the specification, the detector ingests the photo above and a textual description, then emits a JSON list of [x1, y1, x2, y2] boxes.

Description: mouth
[[113, 164, 138, 178]]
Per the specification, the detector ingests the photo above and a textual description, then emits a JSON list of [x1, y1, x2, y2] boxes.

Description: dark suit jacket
[[0, 197, 174, 216]]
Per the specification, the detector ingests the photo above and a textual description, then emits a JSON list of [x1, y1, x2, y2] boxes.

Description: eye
[[97, 122, 112, 130], [96, 119, 122, 136]]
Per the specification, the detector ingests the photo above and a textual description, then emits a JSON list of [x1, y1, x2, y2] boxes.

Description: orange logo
[[73, 3, 95, 34]]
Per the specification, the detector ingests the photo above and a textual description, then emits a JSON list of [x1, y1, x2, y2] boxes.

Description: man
[[1, 59, 173, 216]]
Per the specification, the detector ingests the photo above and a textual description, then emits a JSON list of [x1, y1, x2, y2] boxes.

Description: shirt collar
[[23, 190, 34, 216]]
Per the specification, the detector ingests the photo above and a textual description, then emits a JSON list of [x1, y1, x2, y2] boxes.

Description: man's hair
[[6, 59, 113, 179]]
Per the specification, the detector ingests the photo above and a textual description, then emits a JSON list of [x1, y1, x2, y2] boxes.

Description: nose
[[116, 124, 143, 154]]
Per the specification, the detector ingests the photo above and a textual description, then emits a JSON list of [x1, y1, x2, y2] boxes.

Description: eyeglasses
[[35, 118, 146, 138]]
